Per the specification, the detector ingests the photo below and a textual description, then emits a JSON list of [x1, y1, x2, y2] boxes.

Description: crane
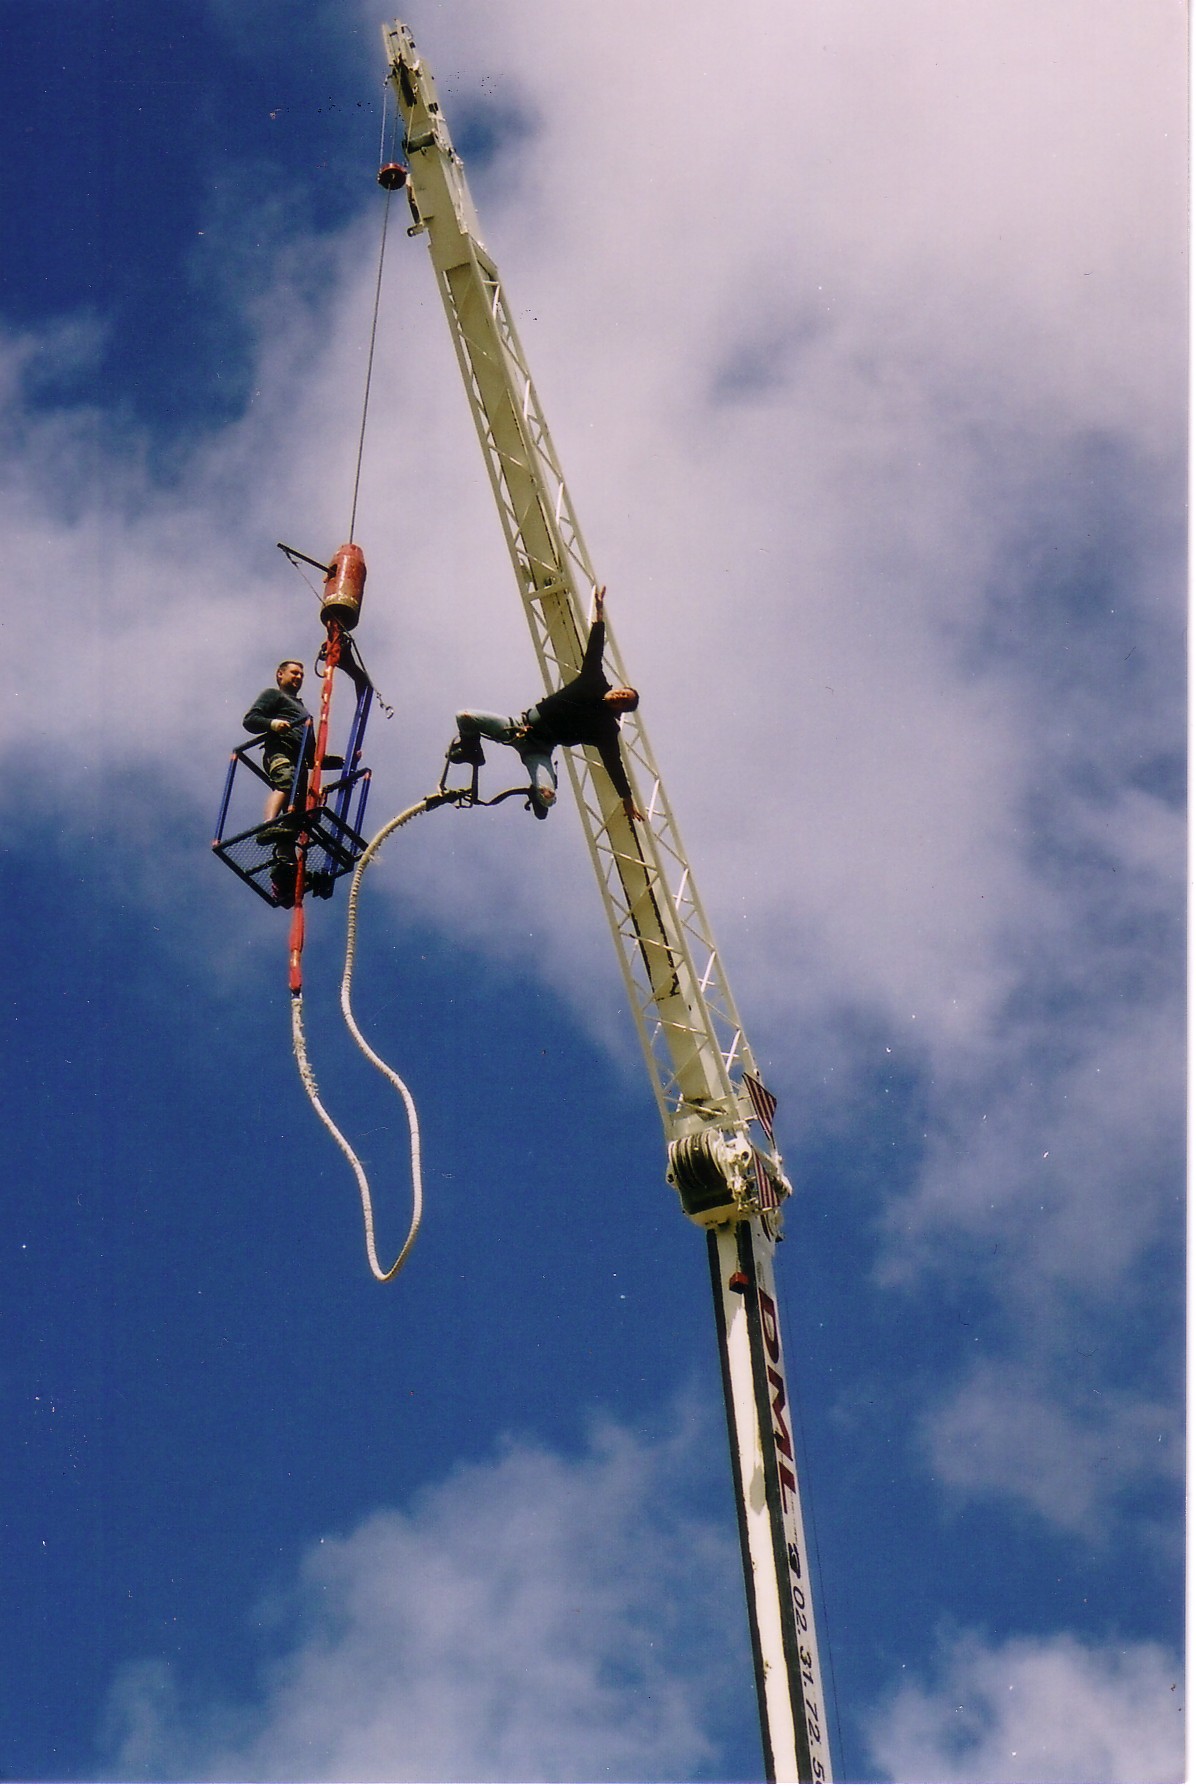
[[381, 23, 833, 1782]]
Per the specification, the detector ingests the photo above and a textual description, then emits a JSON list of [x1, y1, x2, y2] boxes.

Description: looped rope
[[289, 798, 431, 1283], [291, 992, 413, 1282]]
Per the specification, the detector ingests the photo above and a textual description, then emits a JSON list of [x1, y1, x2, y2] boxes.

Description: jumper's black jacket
[[521, 619, 633, 804]]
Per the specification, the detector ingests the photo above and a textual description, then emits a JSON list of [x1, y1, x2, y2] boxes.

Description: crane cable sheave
[[380, 20, 783, 1230]]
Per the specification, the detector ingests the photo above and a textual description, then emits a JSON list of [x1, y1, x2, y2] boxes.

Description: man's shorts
[[264, 750, 300, 794]]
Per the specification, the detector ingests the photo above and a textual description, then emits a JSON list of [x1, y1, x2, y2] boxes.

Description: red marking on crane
[[767, 1364, 794, 1460], [759, 1289, 781, 1362]]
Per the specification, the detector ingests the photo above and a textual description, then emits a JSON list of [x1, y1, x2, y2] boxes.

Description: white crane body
[[382, 23, 832, 1781]]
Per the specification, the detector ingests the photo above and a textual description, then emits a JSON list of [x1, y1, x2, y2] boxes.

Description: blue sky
[[0, 1, 1185, 1782]]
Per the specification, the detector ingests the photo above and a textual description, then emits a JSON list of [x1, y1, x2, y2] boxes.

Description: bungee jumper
[[445, 586, 645, 822]]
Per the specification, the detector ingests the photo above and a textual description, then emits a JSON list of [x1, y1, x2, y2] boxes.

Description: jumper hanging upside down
[[449, 587, 646, 822]]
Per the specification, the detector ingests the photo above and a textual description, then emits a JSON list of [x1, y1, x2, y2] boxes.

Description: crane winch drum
[[666, 1130, 748, 1224], [666, 1128, 792, 1226]]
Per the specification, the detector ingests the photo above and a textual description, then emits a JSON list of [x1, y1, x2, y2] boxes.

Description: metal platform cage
[[212, 707, 373, 907]]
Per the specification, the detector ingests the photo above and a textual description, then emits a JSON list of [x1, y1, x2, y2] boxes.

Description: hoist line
[[348, 131, 396, 545], [287, 796, 432, 1284]]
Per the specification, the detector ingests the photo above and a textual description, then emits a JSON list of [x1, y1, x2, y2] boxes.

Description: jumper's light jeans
[[456, 710, 557, 805]]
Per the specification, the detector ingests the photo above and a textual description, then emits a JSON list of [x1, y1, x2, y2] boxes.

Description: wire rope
[[285, 84, 414, 1279], [348, 84, 399, 544]]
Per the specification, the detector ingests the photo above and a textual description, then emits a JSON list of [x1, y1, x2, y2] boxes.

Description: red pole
[[286, 620, 343, 993], [287, 901, 306, 992], [310, 621, 343, 811]]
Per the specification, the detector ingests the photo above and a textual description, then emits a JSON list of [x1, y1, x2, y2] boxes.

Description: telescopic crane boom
[[382, 23, 833, 1782]]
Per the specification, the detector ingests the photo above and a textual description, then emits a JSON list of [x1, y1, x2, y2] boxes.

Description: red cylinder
[[288, 902, 306, 992], [321, 543, 367, 631]]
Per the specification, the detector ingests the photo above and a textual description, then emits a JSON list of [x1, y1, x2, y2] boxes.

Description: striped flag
[[752, 1147, 782, 1211], [743, 1071, 777, 1143]]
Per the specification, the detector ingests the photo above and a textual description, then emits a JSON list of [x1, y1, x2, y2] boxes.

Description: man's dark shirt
[[522, 619, 633, 803], [243, 687, 311, 759]]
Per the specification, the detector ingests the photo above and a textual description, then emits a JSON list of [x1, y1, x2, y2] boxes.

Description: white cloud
[[6, 1, 1183, 1028], [917, 1360, 1183, 1540], [341, 0, 1185, 1085], [4, 0, 1184, 1526], [101, 1413, 749, 1783], [866, 1629, 1184, 1783]]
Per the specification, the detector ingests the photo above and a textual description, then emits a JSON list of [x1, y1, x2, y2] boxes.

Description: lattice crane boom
[[382, 23, 833, 1782]]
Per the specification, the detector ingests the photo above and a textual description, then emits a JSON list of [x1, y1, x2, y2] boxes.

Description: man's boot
[[446, 732, 485, 767]]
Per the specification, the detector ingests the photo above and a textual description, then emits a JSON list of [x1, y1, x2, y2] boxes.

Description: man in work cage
[[243, 658, 312, 839]]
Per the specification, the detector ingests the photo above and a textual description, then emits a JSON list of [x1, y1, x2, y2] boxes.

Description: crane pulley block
[[667, 1129, 753, 1225], [667, 1128, 793, 1228]]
